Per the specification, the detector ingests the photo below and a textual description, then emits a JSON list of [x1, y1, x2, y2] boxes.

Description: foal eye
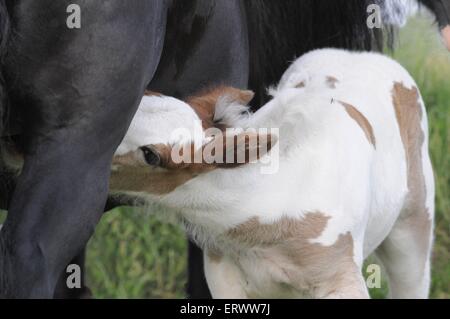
[[140, 146, 161, 166]]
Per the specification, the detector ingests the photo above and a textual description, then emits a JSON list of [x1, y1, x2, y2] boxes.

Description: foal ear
[[221, 87, 255, 105], [205, 132, 277, 169], [234, 89, 255, 105]]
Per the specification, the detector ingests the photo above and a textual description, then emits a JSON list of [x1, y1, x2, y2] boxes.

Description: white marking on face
[[116, 95, 204, 156]]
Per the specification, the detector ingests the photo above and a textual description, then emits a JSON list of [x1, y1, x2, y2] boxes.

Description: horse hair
[[157, 0, 214, 79], [0, 0, 10, 135], [0, 0, 10, 296], [244, 0, 394, 108]]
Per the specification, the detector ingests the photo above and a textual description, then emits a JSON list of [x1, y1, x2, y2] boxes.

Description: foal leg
[[203, 251, 248, 299], [0, 0, 167, 298], [318, 270, 369, 299], [375, 104, 435, 299], [375, 210, 434, 299], [375, 163, 434, 298]]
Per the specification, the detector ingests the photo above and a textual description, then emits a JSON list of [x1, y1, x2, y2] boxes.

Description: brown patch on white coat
[[339, 101, 376, 148], [326, 76, 339, 88], [186, 86, 254, 130], [295, 81, 306, 88], [207, 250, 223, 264], [442, 26, 450, 52], [145, 86, 254, 130], [144, 90, 163, 97], [391, 82, 432, 259], [225, 212, 365, 298], [111, 132, 276, 195]]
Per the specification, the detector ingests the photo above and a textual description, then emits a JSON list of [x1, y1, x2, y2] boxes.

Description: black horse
[[0, 0, 447, 299]]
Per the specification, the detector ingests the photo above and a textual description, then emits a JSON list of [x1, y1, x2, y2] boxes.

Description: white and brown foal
[[111, 49, 434, 299]]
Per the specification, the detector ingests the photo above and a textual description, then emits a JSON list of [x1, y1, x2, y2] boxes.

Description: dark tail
[[0, 0, 11, 296], [244, 0, 392, 107], [0, 0, 10, 136]]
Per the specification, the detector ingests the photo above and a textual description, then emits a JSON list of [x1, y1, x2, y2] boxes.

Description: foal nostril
[[140, 146, 161, 166]]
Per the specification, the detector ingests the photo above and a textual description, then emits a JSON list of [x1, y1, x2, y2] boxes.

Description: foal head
[[111, 86, 276, 196]]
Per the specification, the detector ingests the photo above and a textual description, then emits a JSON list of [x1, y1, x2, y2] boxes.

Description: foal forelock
[[186, 86, 253, 130]]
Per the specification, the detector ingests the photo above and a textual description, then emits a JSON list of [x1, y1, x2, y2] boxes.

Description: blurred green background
[[1, 13, 449, 299]]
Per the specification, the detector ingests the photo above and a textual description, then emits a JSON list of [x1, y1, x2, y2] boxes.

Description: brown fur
[[295, 81, 306, 88], [339, 101, 376, 148], [207, 250, 223, 264], [144, 90, 163, 97], [110, 165, 198, 195], [111, 151, 201, 195], [391, 82, 431, 258], [186, 86, 254, 130], [154, 132, 275, 170], [226, 212, 360, 296], [326, 76, 339, 88], [442, 26, 450, 51], [111, 132, 275, 195], [144, 86, 253, 131]]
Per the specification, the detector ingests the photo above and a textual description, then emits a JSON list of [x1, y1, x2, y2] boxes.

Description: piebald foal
[[111, 49, 434, 299]]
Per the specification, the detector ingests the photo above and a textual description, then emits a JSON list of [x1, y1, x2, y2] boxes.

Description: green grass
[[1, 14, 449, 299], [86, 210, 188, 299]]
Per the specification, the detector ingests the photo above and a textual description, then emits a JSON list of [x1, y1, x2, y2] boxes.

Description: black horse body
[[0, 0, 447, 298]]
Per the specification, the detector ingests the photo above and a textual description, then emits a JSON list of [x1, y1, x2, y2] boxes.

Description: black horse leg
[[0, 0, 168, 298], [53, 194, 147, 299], [187, 242, 211, 299], [0, 164, 92, 299], [53, 247, 91, 299], [1, 155, 98, 299]]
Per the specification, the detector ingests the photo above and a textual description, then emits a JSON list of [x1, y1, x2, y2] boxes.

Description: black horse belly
[[149, 0, 249, 98]]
